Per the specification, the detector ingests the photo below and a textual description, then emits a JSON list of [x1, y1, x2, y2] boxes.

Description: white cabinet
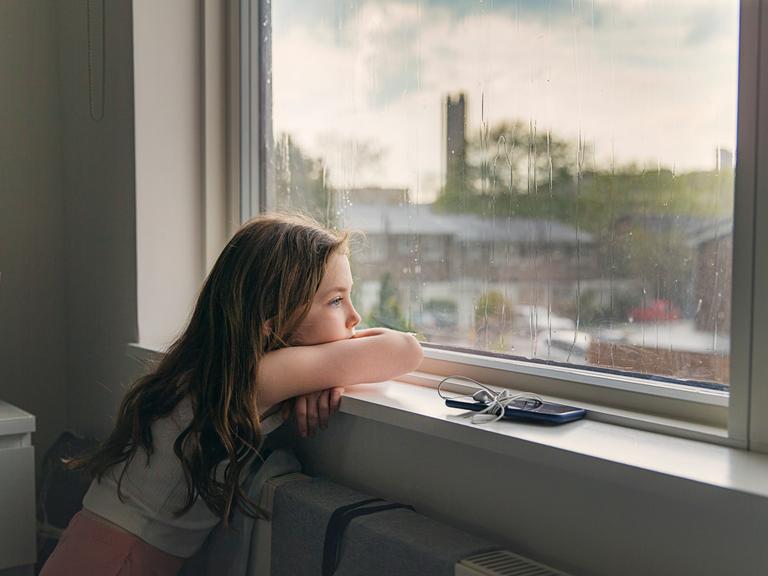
[[0, 401, 35, 575]]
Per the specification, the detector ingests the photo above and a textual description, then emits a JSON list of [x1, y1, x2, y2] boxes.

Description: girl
[[41, 213, 423, 575]]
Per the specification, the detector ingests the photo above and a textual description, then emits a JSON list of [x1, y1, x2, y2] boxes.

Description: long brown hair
[[72, 213, 348, 521]]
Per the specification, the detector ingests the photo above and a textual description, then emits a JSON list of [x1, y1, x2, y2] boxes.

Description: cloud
[[271, 0, 739, 202]]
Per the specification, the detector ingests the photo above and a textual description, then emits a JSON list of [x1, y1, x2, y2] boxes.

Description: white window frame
[[229, 0, 768, 452]]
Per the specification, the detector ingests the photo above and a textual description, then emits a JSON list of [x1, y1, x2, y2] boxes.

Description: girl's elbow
[[403, 333, 423, 371]]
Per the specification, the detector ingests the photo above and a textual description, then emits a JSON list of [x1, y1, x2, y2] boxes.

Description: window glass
[[265, 0, 738, 388]]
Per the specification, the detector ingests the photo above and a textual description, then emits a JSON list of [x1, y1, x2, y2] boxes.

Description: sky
[[270, 0, 739, 203]]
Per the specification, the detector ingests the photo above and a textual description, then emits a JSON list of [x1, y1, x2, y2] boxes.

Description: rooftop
[[339, 202, 594, 244]]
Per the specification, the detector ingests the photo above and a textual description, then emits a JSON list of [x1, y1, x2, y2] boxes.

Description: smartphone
[[445, 397, 586, 424]]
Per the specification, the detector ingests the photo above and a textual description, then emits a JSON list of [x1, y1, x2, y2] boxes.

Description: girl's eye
[[330, 297, 344, 307]]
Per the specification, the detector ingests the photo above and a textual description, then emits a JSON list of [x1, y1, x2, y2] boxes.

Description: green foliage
[[365, 273, 414, 332], [474, 290, 514, 351], [437, 167, 733, 233], [617, 227, 694, 310], [424, 298, 458, 328], [274, 133, 334, 226], [471, 120, 576, 194], [435, 119, 732, 318], [436, 119, 734, 233], [559, 287, 641, 326], [474, 290, 510, 326], [424, 298, 457, 313]]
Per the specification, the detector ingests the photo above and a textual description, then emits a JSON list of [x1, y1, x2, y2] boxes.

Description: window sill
[[418, 347, 729, 429], [127, 343, 768, 500], [341, 377, 768, 501], [400, 370, 729, 444]]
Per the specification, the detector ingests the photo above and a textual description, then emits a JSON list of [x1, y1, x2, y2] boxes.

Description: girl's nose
[[348, 306, 361, 328]]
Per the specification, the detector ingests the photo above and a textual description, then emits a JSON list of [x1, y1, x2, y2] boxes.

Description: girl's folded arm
[[256, 329, 423, 409]]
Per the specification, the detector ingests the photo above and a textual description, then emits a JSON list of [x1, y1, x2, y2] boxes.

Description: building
[[341, 201, 597, 285], [442, 93, 467, 195]]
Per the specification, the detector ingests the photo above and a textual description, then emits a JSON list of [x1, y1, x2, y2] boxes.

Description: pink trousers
[[40, 511, 185, 576]]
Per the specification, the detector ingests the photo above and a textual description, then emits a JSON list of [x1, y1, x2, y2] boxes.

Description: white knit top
[[82, 396, 284, 557]]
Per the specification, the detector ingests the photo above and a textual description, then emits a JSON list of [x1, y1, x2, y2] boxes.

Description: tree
[[365, 273, 414, 332], [617, 227, 694, 313], [474, 290, 514, 351], [437, 119, 577, 208], [273, 133, 334, 226], [435, 118, 733, 233]]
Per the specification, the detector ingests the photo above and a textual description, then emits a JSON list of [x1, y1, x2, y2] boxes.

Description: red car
[[628, 299, 681, 323]]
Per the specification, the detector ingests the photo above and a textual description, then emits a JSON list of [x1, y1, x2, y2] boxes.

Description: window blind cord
[[437, 375, 544, 424], [86, 0, 106, 122]]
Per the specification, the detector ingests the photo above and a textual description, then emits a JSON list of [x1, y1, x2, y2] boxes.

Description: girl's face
[[291, 252, 361, 346]]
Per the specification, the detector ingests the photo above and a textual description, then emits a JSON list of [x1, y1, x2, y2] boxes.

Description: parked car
[[627, 299, 681, 323]]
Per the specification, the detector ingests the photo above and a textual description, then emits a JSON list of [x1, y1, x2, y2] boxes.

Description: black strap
[[321, 498, 383, 576], [322, 499, 415, 576]]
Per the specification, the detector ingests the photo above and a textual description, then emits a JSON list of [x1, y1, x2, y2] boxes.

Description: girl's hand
[[282, 387, 345, 437]]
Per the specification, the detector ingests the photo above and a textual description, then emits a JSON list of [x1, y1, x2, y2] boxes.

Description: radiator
[[255, 473, 572, 576], [456, 550, 571, 576]]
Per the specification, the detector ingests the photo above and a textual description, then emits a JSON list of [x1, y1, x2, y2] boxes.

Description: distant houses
[[688, 216, 732, 334], [340, 188, 598, 286]]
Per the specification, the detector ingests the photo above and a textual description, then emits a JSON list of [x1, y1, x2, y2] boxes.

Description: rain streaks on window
[[265, 0, 738, 387]]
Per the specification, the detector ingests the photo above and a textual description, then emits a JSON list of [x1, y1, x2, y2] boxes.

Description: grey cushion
[[271, 478, 499, 576]]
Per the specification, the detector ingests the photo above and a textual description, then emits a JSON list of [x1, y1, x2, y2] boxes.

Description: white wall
[[298, 413, 768, 576], [0, 0, 68, 469], [133, 0, 204, 351]]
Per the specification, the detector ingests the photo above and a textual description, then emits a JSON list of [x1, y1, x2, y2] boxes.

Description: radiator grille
[[457, 550, 572, 576]]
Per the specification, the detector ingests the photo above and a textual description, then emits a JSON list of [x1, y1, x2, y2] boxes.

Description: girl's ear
[[263, 319, 274, 337]]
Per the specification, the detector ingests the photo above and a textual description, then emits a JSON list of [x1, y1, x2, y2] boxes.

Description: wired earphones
[[437, 375, 544, 424]]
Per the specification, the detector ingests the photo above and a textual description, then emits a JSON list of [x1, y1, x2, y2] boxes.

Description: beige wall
[[0, 0, 207, 456], [0, 0, 68, 469], [0, 0, 138, 462], [133, 0, 205, 351], [54, 0, 138, 439]]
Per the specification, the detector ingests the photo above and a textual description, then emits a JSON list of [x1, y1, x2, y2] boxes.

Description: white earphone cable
[[437, 375, 544, 424]]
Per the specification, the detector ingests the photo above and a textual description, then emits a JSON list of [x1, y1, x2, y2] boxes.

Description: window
[[363, 234, 388, 263], [238, 0, 768, 444]]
